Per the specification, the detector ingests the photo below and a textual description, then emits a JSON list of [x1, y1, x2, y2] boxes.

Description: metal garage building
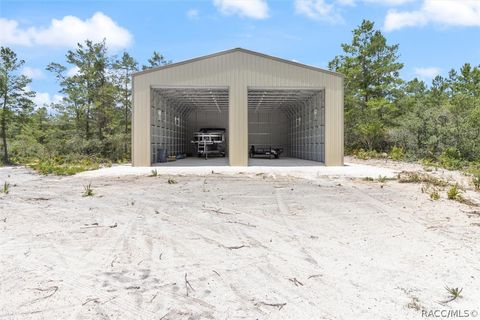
[[132, 48, 344, 166]]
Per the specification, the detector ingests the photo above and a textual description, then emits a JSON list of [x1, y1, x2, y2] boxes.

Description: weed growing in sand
[[430, 190, 440, 200], [445, 286, 463, 301], [83, 183, 94, 197], [473, 175, 480, 191], [167, 178, 177, 184], [2, 182, 10, 194], [378, 175, 388, 183], [447, 184, 460, 200], [363, 177, 374, 181], [150, 169, 158, 177]]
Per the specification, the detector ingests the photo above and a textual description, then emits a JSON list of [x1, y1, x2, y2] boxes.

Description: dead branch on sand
[[82, 297, 100, 306], [288, 278, 303, 286], [185, 273, 195, 296], [226, 245, 246, 250], [255, 301, 287, 310], [30, 286, 58, 301]]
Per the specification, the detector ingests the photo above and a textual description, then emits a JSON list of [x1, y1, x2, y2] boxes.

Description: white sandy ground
[[0, 161, 479, 320]]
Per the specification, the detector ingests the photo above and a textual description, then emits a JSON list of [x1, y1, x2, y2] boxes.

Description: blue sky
[[1, 0, 479, 106]]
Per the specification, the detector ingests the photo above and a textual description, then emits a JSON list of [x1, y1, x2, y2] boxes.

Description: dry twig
[[185, 273, 194, 296]]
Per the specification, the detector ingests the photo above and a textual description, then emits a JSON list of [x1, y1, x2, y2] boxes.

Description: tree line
[[1, 40, 169, 165], [1, 20, 479, 169]]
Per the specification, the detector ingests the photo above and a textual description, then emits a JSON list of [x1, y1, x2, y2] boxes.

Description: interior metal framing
[[248, 88, 325, 162], [150, 86, 229, 163]]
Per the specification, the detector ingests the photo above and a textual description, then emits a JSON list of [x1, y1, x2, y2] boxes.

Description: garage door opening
[[248, 88, 325, 165], [150, 86, 229, 166]]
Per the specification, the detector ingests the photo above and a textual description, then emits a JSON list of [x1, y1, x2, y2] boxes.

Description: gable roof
[[132, 47, 344, 78]]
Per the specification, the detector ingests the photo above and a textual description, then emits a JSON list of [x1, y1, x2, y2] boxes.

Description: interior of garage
[[150, 86, 325, 165], [150, 87, 229, 164], [248, 88, 325, 163]]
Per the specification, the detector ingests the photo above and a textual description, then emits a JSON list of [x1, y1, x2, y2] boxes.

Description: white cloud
[[187, 9, 200, 19], [21, 67, 44, 79], [32, 92, 64, 107], [385, 0, 480, 31], [213, 0, 269, 19], [414, 67, 441, 79], [67, 66, 80, 77], [294, 0, 343, 24], [0, 12, 133, 50], [364, 0, 414, 5]]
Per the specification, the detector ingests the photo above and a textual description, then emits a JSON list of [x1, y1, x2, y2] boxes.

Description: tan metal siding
[[132, 50, 344, 166]]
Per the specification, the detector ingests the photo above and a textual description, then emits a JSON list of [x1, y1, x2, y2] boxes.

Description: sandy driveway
[[0, 166, 479, 319]]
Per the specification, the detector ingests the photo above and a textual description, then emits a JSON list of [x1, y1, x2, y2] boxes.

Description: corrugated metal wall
[[133, 49, 344, 166]]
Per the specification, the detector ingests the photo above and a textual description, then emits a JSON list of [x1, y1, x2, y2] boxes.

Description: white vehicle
[[191, 128, 226, 159]]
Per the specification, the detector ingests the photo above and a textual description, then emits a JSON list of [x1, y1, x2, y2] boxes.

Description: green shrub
[[28, 156, 111, 175], [355, 149, 382, 160], [447, 184, 460, 200], [389, 146, 404, 161], [438, 148, 465, 170]]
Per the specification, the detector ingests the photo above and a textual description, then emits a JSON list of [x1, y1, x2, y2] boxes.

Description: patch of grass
[[397, 171, 449, 187], [2, 181, 10, 194], [354, 149, 383, 160], [83, 183, 94, 197], [389, 146, 404, 161], [149, 169, 158, 177], [28, 156, 111, 175], [167, 178, 177, 184], [447, 184, 460, 200], [363, 176, 374, 181]]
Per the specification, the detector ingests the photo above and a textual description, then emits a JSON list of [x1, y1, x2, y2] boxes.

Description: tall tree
[[0, 47, 35, 163], [142, 51, 171, 70], [48, 40, 117, 153], [329, 20, 404, 151], [113, 52, 138, 155]]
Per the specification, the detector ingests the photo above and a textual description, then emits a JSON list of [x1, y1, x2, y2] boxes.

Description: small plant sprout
[[430, 190, 440, 200], [2, 182, 10, 194], [150, 169, 158, 177], [378, 175, 387, 183], [363, 177, 374, 182], [444, 286, 463, 302], [447, 184, 460, 200], [83, 183, 94, 197], [167, 178, 177, 184]]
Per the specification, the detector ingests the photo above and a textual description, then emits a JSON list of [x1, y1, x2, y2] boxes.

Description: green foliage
[[83, 182, 94, 197], [363, 176, 374, 181], [0, 46, 35, 164], [389, 146, 404, 161], [331, 21, 480, 167], [28, 156, 111, 175], [354, 149, 382, 160], [447, 184, 460, 200], [438, 148, 465, 170], [150, 169, 158, 177], [167, 178, 177, 184]]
